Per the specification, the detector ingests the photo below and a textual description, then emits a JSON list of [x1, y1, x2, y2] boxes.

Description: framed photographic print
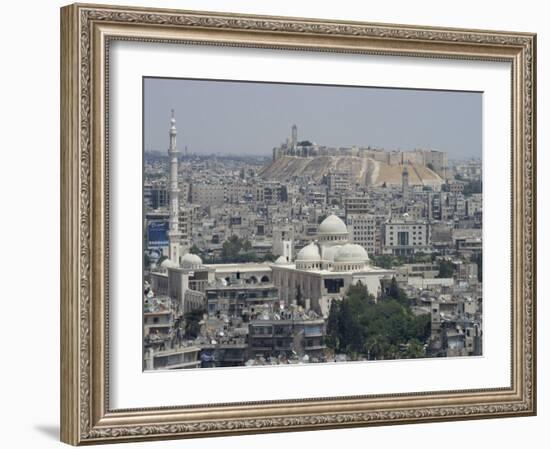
[[60, 3, 537, 445]]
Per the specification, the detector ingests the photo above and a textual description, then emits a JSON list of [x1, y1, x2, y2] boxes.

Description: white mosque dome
[[160, 258, 178, 269], [323, 245, 342, 262], [274, 255, 289, 265], [318, 215, 348, 235], [182, 253, 202, 268], [296, 242, 321, 261], [334, 244, 369, 263]]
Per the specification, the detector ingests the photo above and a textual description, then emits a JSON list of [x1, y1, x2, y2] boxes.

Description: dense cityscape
[[143, 113, 483, 370]]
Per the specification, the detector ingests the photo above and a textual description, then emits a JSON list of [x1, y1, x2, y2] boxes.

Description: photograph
[[54, 2, 536, 445], [142, 78, 483, 371]]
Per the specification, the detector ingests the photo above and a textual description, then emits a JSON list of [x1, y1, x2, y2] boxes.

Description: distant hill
[[260, 155, 443, 187]]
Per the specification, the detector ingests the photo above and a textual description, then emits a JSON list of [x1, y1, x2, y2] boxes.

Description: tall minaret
[[402, 155, 410, 202], [167, 110, 182, 265], [291, 124, 298, 150]]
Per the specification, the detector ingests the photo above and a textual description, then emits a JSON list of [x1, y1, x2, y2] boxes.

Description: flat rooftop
[[204, 263, 273, 273]]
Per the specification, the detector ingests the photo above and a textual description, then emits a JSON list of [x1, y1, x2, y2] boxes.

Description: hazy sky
[[144, 77, 482, 159]]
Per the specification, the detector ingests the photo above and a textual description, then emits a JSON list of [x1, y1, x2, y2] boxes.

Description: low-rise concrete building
[[249, 311, 326, 361], [382, 216, 431, 256], [144, 345, 201, 370], [206, 282, 279, 319]]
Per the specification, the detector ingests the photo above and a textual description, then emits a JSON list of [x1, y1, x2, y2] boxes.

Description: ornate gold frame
[[60, 3, 536, 445]]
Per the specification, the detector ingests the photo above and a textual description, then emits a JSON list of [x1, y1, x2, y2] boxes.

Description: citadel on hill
[[263, 124, 447, 188]]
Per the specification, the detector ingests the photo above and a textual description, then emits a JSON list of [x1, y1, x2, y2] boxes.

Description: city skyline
[[144, 77, 482, 159], [143, 81, 483, 370]]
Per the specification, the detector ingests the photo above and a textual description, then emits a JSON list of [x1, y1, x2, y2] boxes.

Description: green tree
[[437, 259, 455, 278], [189, 244, 201, 255], [221, 235, 257, 263], [384, 277, 409, 306], [364, 335, 386, 360], [183, 309, 205, 339], [242, 239, 252, 252], [261, 252, 276, 262], [403, 339, 425, 358], [337, 297, 363, 354], [221, 235, 241, 261], [371, 255, 400, 269], [346, 282, 373, 304], [411, 314, 431, 341], [326, 300, 340, 350], [410, 251, 431, 264]]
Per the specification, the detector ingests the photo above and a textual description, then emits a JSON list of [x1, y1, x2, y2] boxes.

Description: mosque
[[271, 214, 394, 317]]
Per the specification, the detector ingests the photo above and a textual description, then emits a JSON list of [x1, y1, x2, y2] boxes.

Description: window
[[398, 232, 409, 246], [324, 278, 344, 293]]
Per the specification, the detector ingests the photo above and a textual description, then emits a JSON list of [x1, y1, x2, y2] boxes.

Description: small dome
[[182, 253, 202, 268], [160, 258, 178, 269], [334, 244, 369, 263], [296, 242, 321, 261], [274, 256, 289, 265], [318, 215, 348, 235]]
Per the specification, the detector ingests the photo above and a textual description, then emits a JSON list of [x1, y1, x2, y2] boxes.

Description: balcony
[[304, 344, 326, 351], [250, 345, 273, 351]]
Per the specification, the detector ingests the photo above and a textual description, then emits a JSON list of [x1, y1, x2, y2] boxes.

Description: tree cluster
[[326, 283, 430, 360], [371, 252, 436, 269], [210, 235, 275, 263], [381, 277, 410, 306]]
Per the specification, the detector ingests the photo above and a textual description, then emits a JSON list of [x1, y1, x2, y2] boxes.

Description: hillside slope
[[260, 155, 443, 187]]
